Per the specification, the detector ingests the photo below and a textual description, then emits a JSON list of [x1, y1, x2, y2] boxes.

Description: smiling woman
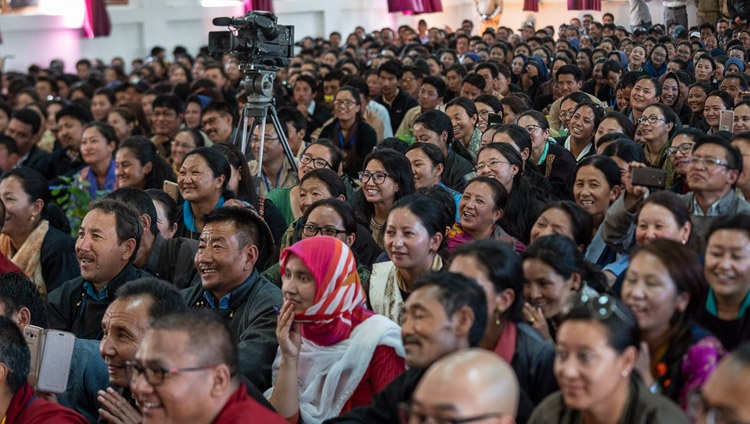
[[77, 121, 119, 200]]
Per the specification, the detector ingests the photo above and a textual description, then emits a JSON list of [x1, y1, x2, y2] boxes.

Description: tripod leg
[[270, 108, 299, 182]]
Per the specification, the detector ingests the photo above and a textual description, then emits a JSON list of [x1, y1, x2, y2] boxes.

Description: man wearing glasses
[[182, 206, 282, 391], [247, 117, 299, 197], [130, 312, 286, 423], [603, 136, 750, 254], [200, 101, 235, 145]]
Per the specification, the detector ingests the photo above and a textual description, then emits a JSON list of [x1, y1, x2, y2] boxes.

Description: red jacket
[[214, 385, 287, 423], [5, 382, 87, 423]]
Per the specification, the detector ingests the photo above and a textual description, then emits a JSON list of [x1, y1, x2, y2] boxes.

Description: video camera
[[208, 11, 294, 68]]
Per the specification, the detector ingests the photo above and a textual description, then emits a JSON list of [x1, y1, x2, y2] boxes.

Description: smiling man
[[181, 206, 281, 391], [325, 271, 487, 424], [48, 199, 149, 340]]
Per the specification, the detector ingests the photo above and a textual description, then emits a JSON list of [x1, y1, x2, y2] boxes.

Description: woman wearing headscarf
[[267, 236, 405, 423]]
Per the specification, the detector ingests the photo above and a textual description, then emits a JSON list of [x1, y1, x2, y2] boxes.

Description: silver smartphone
[[36, 330, 75, 393], [22, 325, 44, 388]]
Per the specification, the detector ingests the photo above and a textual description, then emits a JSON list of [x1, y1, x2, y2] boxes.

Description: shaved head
[[411, 348, 519, 423]]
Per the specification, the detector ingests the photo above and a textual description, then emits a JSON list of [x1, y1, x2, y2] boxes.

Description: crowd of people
[[0, 9, 749, 424]]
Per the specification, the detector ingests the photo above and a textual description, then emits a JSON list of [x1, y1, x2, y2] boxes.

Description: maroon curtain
[[243, 0, 275, 13], [388, 0, 442, 14], [83, 0, 112, 38], [580, 0, 601, 10], [523, 0, 538, 12]]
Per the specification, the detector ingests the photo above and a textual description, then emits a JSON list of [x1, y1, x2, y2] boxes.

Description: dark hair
[[413, 271, 488, 348], [145, 189, 178, 232], [707, 89, 735, 110], [391, 194, 453, 241], [0, 316, 30, 393], [114, 277, 188, 324], [600, 111, 636, 139], [83, 121, 120, 148], [11, 109, 41, 135], [182, 146, 232, 195], [175, 128, 206, 151], [414, 110, 474, 161], [202, 100, 235, 127], [556, 64, 584, 82], [560, 293, 640, 353], [305, 139, 343, 173], [303, 198, 357, 236], [461, 74, 486, 91], [300, 168, 346, 199], [152, 93, 184, 114], [465, 175, 509, 215], [0, 168, 70, 233], [118, 137, 175, 190], [421, 76, 447, 99], [577, 155, 622, 192], [211, 143, 260, 208], [109, 106, 143, 136], [406, 142, 445, 168], [517, 110, 550, 131], [474, 94, 502, 113], [0, 273, 47, 328], [536, 201, 594, 249], [446, 96, 478, 119], [93, 87, 116, 106], [379, 60, 405, 79], [572, 102, 604, 140], [358, 148, 415, 221], [152, 311, 239, 380], [602, 138, 648, 164], [0, 135, 17, 156], [522, 234, 609, 296], [489, 124, 533, 158], [452, 240, 524, 323], [106, 187, 160, 236], [693, 135, 743, 174], [56, 103, 93, 124], [90, 198, 143, 261], [707, 212, 750, 244]]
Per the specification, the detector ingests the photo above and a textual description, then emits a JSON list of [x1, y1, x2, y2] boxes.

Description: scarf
[[0, 220, 49, 295], [280, 236, 372, 346], [370, 255, 444, 324]]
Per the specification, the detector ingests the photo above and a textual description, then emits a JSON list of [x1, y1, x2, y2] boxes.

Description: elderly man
[[48, 199, 149, 339], [326, 271, 487, 424], [130, 312, 286, 423], [181, 206, 282, 391], [410, 349, 520, 424], [696, 342, 750, 424], [604, 136, 750, 254], [0, 316, 87, 422], [97, 277, 187, 424]]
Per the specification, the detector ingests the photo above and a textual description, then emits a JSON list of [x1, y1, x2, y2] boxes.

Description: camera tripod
[[232, 63, 298, 192]]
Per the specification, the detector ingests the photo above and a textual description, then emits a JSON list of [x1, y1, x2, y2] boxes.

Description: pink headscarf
[[280, 236, 373, 346]]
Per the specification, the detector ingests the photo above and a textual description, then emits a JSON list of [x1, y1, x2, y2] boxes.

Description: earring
[[495, 307, 502, 326], [621, 370, 629, 378], [29, 214, 35, 222]]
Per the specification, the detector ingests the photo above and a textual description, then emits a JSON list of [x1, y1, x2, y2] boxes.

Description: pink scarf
[[280, 236, 373, 346]]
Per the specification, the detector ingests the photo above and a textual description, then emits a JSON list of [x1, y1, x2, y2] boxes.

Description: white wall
[[0, 0, 698, 74]]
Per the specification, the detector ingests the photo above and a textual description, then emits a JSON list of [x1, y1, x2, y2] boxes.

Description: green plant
[[51, 176, 94, 238]]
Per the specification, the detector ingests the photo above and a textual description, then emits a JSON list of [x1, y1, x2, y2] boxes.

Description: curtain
[[523, 0, 538, 11], [243, 0, 275, 13], [388, 0, 443, 14], [83, 0, 112, 38]]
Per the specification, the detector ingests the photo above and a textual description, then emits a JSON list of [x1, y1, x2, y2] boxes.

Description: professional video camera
[[208, 11, 294, 67]]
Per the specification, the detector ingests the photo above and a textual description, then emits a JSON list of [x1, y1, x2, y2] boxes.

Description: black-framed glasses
[[359, 171, 391, 184], [398, 402, 503, 424], [473, 159, 510, 173], [690, 156, 731, 170], [300, 153, 331, 169], [667, 143, 695, 156], [125, 361, 217, 387], [333, 99, 357, 108], [524, 125, 542, 134], [637, 115, 666, 125], [688, 389, 750, 424], [302, 224, 347, 237]]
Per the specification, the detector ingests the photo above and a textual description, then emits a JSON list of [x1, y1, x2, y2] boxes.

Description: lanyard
[[337, 121, 356, 149], [262, 165, 284, 193]]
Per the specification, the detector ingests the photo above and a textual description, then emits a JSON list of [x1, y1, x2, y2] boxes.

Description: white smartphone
[[36, 330, 75, 394], [22, 325, 44, 388]]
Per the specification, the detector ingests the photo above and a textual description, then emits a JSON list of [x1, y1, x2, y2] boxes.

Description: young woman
[[668, 128, 703, 194], [90, 88, 115, 122], [0, 168, 78, 294], [115, 137, 175, 190], [659, 72, 692, 125], [687, 82, 713, 132], [369, 194, 450, 323], [522, 234, 608, 341], [412, 109, 474, 191], [318, 86, 377, 179], [356, 148, 415, 249], [623, 239, 724, 410], [78, 122, 118, 200], [594, 111, 636, 149], [107, 106, 143, 142], [573, 155, 622, 267], [644, 44, 668, 77], [450, 240, 557, 423], [638, 103, 678, 169], [269, 236, 405, 422], [528, 293, 690, 424], [445, 97, 481, 160], [146, 188, 178, 240], [703, 90, 734, 134], [694, 54, 717, 86], [565, 102, 602, 163], [405, 143, 461, 216], [474, 143, 542, 244], [474, 94, 502, 134]]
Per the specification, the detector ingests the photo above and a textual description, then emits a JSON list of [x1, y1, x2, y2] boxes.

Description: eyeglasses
[[300, 153, 331, 169], [473, 159, 511, 172], [637, 115, 666, 125], [690, 156, 731, 169], [250, 136, 279, 144], [477, 110, 493, 118], [524, 125, 542, 134], [560, 109, 577, 119], [333, 99, 357, 108], [688, 390, 750, 424], [359, 171, 391, 184], [302, 224, 347, 237], [125, 361, 217, 387], [667, 143, 695, 156], [398, 402, 504, 424]]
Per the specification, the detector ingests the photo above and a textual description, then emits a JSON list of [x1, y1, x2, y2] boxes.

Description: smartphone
[[720, 110, 735, 133], [742, 91, 750, 103], [36, 330, 75, 394], [163, 180, 179, 202], [487, 113, 503, 126], [23, 325, 44, 388], [631, 167, 667, 190]]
